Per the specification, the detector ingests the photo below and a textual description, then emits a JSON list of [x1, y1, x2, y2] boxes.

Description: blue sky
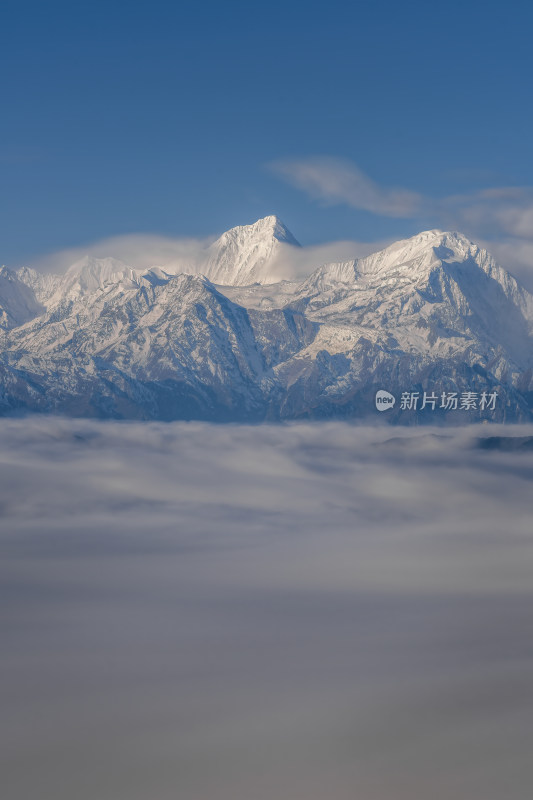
[[2, 0, 533, 277]]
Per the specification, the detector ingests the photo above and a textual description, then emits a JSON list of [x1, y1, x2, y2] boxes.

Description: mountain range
[[1, 216, 532, 422]]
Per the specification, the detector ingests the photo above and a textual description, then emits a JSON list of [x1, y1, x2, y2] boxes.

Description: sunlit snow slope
[[2, 219, 532, 421]]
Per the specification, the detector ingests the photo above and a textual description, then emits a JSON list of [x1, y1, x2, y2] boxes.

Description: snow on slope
[[280, 230, 533, 378], [201, 215, 300, 286], [299, 230, 489, 290], [52, 255, 140, 300], [15, 267, 62, 306], [13, 216, 302, 310], [2, 223, 533, 421], [0, 267, 44, 329]]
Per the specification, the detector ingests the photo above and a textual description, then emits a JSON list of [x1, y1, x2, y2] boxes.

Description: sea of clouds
[[1, 418, 533, 800]]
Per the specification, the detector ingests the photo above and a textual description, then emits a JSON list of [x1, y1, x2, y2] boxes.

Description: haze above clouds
[[29, 226, 393, 284], [2, 418, 533, 800]]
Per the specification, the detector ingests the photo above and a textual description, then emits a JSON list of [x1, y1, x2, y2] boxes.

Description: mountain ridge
[[3, 218, 532, 422]]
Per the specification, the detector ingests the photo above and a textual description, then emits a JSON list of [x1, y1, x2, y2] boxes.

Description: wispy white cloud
[[443, 186, 533, 239], [28, 229, 393, 284], [270, 237, 394, 281], [271, 156, 533, 240], [270, 157, 423, 218], [476, 238, 533, 293], [271, 156, 533, 288], [31, 233, 215, 274], [442, 187, 533, 290]]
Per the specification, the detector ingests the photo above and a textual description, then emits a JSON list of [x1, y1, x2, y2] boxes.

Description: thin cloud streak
[[270, 156, 423, 218], [480, 238, 533, 292], [443, 187, 533, 243], [270, 237, 394, 281], [30, 233, 215, 274]]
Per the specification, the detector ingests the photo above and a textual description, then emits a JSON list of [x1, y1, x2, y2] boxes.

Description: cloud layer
[[31, 233, 214, 274], [29, 228, 392, 284], [2, 418, 533, 800]]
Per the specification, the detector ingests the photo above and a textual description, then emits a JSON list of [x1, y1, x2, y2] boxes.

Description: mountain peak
[[300, 228, 500, 295], [350, 228, 493, 279], [219, 215, 300, 248], [366, 229, 474, 268], [63, 255, 134, 294], [403, 228, 476, 252], [202, 216, 300, 286], [3, 223, 532, 421]]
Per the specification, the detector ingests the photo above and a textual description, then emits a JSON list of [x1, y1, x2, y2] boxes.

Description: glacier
[[1, 217, 532, 422]]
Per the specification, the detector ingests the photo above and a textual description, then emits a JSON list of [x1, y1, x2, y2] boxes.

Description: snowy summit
[[0, 218, 532, 422]]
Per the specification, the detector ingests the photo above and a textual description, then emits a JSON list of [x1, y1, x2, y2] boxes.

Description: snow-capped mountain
[[292, 230, 533, 357], [201, 215, 300, 286], [2, 219, 532, 422]]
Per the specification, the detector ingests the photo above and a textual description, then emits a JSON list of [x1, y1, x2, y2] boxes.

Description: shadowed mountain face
[[2, 220, 533, 421], [0, 267, 45, 330]]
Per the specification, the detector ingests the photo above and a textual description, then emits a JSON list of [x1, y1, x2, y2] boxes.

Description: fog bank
[[1, 419, 533, 800]]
